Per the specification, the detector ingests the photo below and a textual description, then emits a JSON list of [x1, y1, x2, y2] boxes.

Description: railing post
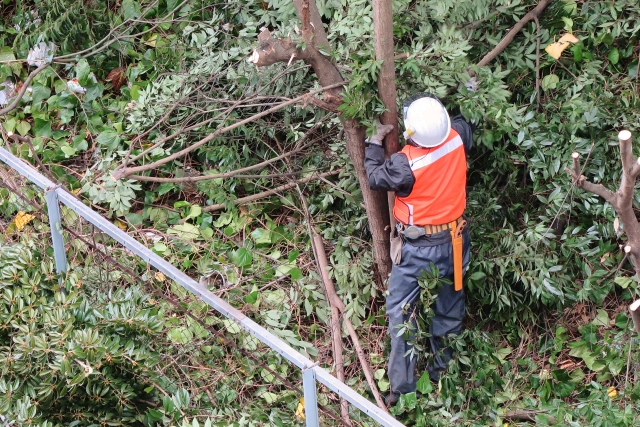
[[303, 366, 320, 427], [46, 186, 67, 280]]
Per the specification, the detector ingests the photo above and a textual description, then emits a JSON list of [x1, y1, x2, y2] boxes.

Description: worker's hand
[[368, 118, 394, 146]]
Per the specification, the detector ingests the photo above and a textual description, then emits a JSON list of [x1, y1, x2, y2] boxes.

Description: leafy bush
[[0, 242, 164, 426]]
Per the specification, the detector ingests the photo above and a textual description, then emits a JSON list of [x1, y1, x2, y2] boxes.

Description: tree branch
[[126, 149, 310, 183], [473, 0, 554, 73], [202, 170, 340, 213], [112, 83, 345, 180], [312, 233, 388, 412], [566, 152, 617, 207], [0, 63, 49, 116]]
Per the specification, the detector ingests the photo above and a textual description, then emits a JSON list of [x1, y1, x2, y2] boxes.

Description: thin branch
[[126, 149, 310, 183], [0, 63, 49, 116], [202, 170, 340, 213], [112, 82, 346, 180], [473, 0, 554, 73]]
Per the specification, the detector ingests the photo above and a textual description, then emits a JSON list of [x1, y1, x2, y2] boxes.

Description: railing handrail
[[0, 146, 404, 427]]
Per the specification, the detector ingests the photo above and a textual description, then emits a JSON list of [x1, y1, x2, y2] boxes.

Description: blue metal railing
[[0, 145, 404, 427]]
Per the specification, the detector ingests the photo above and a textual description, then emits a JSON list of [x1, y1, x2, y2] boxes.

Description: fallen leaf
[[106, 68, 127, 91], [295, 397, 305, 419], [155, 272, 166, 282], [13, 211, 35, 231], [545, 33, 580, 59], [607, 386, 617, 399]]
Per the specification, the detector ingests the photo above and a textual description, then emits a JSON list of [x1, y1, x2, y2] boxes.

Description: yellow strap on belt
[[449, 219, 467, 292]]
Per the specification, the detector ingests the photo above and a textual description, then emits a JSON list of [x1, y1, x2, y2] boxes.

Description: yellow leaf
[[114, 220, 127, 230], [144, 34, 158, 47], [607, 386, 617, 399], [72, 188, 82, 195], [545, 33, 580, 59], [295, 397, 305, 419], [155, 272, 166, 282], [12, 211, 35, 232]]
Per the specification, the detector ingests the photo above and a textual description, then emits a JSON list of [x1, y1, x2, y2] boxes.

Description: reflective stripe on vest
[[393, 129, 467, 226], [408, 135, 463, 171]]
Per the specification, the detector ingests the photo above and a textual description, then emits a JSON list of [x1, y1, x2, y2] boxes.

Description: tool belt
[[397, 217, 467, 292]]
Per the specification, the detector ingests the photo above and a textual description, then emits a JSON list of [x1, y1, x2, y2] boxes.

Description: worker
[[364, 93, 475, 406]]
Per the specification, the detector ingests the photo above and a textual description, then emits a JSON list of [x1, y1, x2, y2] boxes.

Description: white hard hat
[[402, 95, 450, 148]]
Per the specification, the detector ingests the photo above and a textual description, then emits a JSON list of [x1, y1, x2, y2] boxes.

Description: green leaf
[[96, 129, 120, 150], [416, 371, 433, 394], [243, 291, 259, 304], [33, 118, 52, 138], [608, 48, 619, 65], [260, 391, 278, 404], [542, 74, 559, 91], [615, 313, 628, 329], [156, 182, 175, 196], [60, 145, 76, 157], [31, 85, 51, 106], [399, 392, 417, 410], [223, 319, 241, 334], [167, 327, 193, 344], [251, 228, 272, 245], [233, 248, 253, 267], [122, 0, 141, 20], [469, 271, 486, 281], [289, 267, 302, 280], [75, 59, 92, 86], [628, 59, 639, 78], [167, 223, 200, 240], [592, 309, 609, 327], [16, 121, 31, 137], [185, 205, 202, 221]]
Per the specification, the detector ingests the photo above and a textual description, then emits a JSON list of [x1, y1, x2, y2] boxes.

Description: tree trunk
[[373, 0, 400, 254], [249, 0, 393, 279], [343, 120, 392, 279]]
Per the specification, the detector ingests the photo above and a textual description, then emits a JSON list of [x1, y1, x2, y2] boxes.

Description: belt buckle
[[404, 225, 425, 239]]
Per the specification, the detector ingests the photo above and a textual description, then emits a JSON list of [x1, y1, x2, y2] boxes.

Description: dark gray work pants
[[386, 228, 470, 394]]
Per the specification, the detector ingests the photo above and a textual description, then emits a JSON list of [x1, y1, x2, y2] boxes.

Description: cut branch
[[202, 170, 339, 213], [568, 131, 640, 282], [631, 300, 640, 336], [126, 148, 309, 183], [312, 233, 388, 412], [112, 83, 345, 180]]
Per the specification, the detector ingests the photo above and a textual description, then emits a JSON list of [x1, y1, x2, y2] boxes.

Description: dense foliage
[[1, 0, 640, 425]]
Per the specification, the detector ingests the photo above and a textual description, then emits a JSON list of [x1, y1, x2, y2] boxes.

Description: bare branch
[[112, 83, 346, 180], [0, 63, 49, 116], [312, 233, 388, 412], [202, 170, 340, 213]]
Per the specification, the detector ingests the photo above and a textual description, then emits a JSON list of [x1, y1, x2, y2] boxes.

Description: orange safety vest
[[393, 128, 467, 226]]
